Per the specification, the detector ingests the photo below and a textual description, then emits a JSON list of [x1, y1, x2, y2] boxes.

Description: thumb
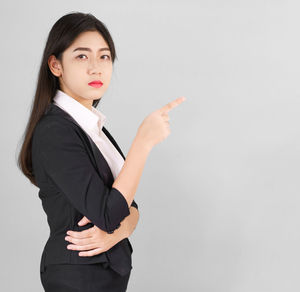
[[78, 216, 91, 226]]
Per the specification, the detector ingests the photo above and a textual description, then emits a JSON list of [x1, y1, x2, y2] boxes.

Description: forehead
[[69, 31, 109, 50]]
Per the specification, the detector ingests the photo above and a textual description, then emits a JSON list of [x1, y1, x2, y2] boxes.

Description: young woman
[[18, 12, 185, 292]]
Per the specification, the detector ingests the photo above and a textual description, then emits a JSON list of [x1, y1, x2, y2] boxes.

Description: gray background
[[1, 0, 300, 291]]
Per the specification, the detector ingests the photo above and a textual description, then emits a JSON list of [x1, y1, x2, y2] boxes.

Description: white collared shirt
[[53, 89, 125, 180]]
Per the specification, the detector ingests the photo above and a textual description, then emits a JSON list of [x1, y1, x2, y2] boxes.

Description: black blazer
[[32, 102, 138, 276]]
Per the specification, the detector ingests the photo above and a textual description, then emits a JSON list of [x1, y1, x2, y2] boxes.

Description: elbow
[[103, 187, 131, 233], [83, 187, 130, 233]]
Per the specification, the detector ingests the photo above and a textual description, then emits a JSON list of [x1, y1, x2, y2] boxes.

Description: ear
[[48, 55, 62, 77]]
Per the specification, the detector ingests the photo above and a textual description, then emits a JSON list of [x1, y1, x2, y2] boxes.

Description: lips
[[88, 80, 103, 88]]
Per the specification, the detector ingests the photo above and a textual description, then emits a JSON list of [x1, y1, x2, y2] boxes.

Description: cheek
[[104, 66, 113, 80], [103, 74, 112, 89], [64, 64, 85, 82]]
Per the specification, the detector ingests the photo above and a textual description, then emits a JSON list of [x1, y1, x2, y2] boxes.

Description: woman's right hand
[[136, 96, 186, 150]]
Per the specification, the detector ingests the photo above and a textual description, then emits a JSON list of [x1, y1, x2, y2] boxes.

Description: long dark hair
[[17, 12, 118, 186]]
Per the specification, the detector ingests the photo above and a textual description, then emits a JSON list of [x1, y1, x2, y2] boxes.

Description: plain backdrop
[[2, 0, 300, 291]]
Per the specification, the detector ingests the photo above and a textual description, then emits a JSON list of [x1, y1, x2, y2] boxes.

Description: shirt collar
[[53, 89, 106, 133]]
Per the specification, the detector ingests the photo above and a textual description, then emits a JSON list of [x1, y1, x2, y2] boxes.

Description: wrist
[[134, 132, 153, 154], [119, 217, 130, 240]]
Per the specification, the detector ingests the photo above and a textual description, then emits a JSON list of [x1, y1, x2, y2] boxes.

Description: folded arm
[[33, 119, 133, 233], [113, 206, 140, 242]]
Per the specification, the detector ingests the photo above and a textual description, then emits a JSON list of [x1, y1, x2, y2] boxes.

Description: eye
[[76, 54, 87, 60], [76, 54, 111, 61], [102, 55, 111, 60]]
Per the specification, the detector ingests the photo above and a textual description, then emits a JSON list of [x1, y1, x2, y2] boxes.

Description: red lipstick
[[88, 80, 103, 88]]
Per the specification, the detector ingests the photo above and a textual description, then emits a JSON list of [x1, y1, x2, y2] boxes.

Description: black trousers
[[40, 262, 131, 292]]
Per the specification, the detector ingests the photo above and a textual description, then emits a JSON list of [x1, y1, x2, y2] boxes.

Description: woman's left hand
[[64, 216, 126, 257]]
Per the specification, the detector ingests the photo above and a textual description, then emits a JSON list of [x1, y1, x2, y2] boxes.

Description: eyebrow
[[72, 47, 111, 53]]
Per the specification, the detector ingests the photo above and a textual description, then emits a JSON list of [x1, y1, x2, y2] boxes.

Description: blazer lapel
[[47, 103, 116, 186], [102, 127, 126, 160], [83, 130, 115, 186]]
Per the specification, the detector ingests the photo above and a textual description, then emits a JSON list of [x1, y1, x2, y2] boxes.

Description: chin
[[91, 93, 102, 99]]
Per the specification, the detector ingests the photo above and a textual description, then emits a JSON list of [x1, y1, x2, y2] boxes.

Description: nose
[[88, 59, 103, 75]]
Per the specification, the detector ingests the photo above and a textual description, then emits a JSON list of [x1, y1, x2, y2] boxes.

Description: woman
[[17, 11, 185, 291]]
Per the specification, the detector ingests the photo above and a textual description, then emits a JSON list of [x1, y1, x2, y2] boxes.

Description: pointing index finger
[[159, 96, 186, 114]]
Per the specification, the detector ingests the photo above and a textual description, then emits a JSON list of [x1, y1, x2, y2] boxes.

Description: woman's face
[[49, 30, 113, 109]]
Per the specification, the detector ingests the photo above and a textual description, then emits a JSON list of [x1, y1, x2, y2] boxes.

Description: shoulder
[[32, 114, 84, 151], [33, 115, 71, 138], [34, 103, 80, 135], [36, 114, 71, 130]]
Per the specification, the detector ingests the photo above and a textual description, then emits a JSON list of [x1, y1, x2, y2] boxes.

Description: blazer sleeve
[[34, 120, 131, 233]]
